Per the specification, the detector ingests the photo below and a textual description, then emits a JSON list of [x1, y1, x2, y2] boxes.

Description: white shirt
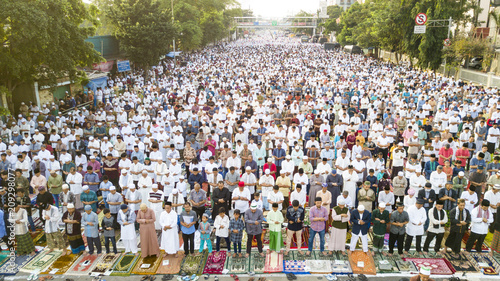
[[232, 188, 251, 213], [460, 191, 478, 213], [406, 205, 427, 236], [427, 207, 448, 234], [484, 190, 500, 214], [430, 171, 447, 191], [268, 191, 285, 210], [470, 206, 494, 235], [66, 172, 83, 194], [290, 189, 307, 207], [214, 214, 230, 237]]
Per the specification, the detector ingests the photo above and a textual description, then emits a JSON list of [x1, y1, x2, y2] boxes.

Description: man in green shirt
[[80, 185, 98, 212], [47, 170, 63, 208], [15, 169, 30, 196]]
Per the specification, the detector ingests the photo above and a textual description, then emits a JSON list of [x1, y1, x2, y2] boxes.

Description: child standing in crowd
[[267, 202, 284, 253], [214, 207, 230, 253], [198, 213, 212, 254], [101, 208, 118, 254], [229, 209, 244, 258], [251, 192, 264, 210]]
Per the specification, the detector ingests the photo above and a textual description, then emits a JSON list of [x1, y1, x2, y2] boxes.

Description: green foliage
[[321, 5, 344, 36], [0, 0, 102, 113], [106, 0, 177, 70], [291, 10, 314, 36]]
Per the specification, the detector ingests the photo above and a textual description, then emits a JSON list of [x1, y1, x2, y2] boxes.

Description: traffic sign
[[117, 60, 131, 72], [415, 13, 427, 25], [444, 38, 451, 46], [414, 25, 426, 34]]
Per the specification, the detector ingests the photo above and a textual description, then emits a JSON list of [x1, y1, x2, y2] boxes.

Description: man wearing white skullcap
[[393, 171, 408, 203], [259, 169, 275, 211], [411, 266, 433, 281], [167, 188, 185, 214], [147, 183, 164, 230], [348, 204, 371, 253], [61, 202, 85, 255]]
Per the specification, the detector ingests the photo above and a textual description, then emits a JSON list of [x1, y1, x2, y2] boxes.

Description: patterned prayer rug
[[404, 258, 455, 275], [465, 252, 500, 275], [283, 260, 310, 274], [180, 251, 208, 275], [202, 251, 227, 274], [248, 251, 266, 273], [264, 252, 283, 273], [241, 232, 267, 249], [91, 253, 122, 275], [20, 249, 62, 273], [289, 227, 309, 249], [0, 254, 37, 275], [283, 250, 295, 261], [391, 255, 418, 273], [462, 232, 489, 252], [66, 253, 104, 276], [330, 252, 352, 275], [131, 254, 162, 275], [313, 250, 336, 260], [0, 254, 9, 269], [40, 253, 82, 275], [294, 250, 310, 261], [348, 250, 377, 275], [443, 252, 478, 272], [157, 254, 183, 274], [33, 232, 47, 247], [306, 259, 333, 274], [224, 254, 248, 273], [110, 253, 140, 276], [372, 252, 399, 273]]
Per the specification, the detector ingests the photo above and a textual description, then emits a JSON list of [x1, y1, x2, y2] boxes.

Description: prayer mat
[[20, 249, 62, 273], [283, 250, 295, 261], [0, 254, 9, 268], [443, 252, 478, 272], [264, 251, 283, 273], [404, 258, 455, 275], [33, 232, 47, 247], [30, 230, 42, 240], [241, 232, 247, 249], [283, 260, 310, 274], [0, 254, 37, 275], [294, 250, 310, 261], [180, 251, 208, 275], [306, 259, 333, 274], [248, 251, 266, 273], [372, 252, 399, 273], [348, 250, 377, 275], [131, 254, 162, 275], [330, 252, 352, 275], [395, 259, 418, 272], [40, 253, 82, 275], [224, 254, 248, 273], [202, 251, 227, 274], [313, 250, 335, 260], [157, 254, 183, 274], [66, 253, 103, 276], [110, 253, 140, 276], [289, 227, 309, 249], [462, 231, 489, 251], [91, 253, 121, 275], [484, 232, 494, 248], [465, 252, 500, 275]]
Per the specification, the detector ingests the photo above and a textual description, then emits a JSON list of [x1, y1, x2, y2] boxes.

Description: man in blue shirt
[[272, 144, 286, 175], [130, 146, 144, 164], [82, 205, 101, 255], [83, 166, 100, 194], [80, 185, 98, 213], [180, 202, 198, 255]]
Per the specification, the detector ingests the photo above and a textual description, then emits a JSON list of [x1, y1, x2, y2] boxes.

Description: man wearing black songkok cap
[[465, 199, 493, 252]]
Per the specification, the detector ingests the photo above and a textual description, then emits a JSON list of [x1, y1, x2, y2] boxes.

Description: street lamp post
[[171, 0, 176, 68]]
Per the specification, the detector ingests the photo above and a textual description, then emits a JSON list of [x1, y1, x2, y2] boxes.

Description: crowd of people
[[1, 34, 500, 269]]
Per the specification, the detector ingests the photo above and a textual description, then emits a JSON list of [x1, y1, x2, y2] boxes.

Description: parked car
[[469, 57, 483, 69], [319, 37, 328, 44], [301, 35, 310, 43]]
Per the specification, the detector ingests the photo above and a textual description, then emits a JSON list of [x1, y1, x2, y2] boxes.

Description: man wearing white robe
[[137, 171, 152, 205], [404, 199, 427, 253], [117, 204, 138, 254], [342, 166, 359, 203], [160, 202, 179, 256]]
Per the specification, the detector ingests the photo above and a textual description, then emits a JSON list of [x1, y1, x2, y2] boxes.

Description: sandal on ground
[[214, 276, 219, 281]]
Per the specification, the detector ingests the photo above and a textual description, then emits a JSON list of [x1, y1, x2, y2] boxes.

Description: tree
[[107, 0, 177, 71], [0, 0, 102, 114], [173, 0, 203, 51], [337, 2, 368, 45], [321, 5, 344, 36]]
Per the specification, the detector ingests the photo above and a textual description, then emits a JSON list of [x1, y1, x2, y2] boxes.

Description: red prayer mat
[[264, 252, 283, 273], [203, 251, 227, 274], [404, 258, 455, 275]]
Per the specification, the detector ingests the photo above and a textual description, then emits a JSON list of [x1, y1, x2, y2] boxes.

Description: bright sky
[[238, 0, 319, 18]]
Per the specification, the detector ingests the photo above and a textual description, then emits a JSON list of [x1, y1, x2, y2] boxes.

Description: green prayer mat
[[313, 250, 336, 260], [248, 251, 266, 273], [180, 251, 208, 275], [283, 250, 295, 261], [40, 253, 82, 275], [110, 253, 140, 276], [20, 250, 62, 272], [294, 250, 311, 261], [372, 252, 399, 273], [224, 254, 249, 274]]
